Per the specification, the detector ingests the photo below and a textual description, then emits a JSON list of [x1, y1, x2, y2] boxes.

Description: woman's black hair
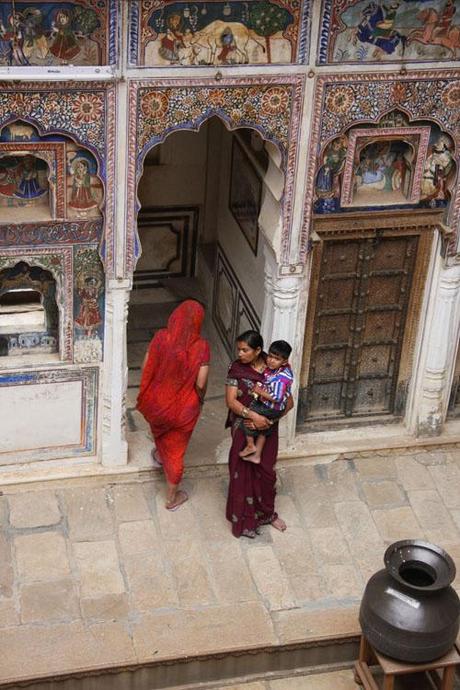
[[236, 330, 263, 350]]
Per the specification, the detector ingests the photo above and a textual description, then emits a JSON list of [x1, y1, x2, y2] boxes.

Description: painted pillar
[[262, 245, 304, 447], [410, 255, 460, 436], [101, 72, 131, 467], [101, 278, 131, 466]]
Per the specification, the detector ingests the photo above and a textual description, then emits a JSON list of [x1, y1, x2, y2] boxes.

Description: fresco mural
[[73, 247, 104, 363], [66, 143, 103, 219], [319, 0, 460, 64], [0, 154, 49, 208], [314, 112, 456, 214], [0, 261, 58, 357], [0, 0, 117, 66], [129, 0, 310, 65]]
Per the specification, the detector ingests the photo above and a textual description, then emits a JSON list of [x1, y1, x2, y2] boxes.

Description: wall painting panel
[[319, 0, 460, 65], [129, 0, 311, 66], [0, 0, 118, 66]]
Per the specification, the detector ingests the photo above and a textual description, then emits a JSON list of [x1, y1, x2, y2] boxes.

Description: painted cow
[[184, 21, 266, 64]]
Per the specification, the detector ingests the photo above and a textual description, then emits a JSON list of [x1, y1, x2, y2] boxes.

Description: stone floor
[[1, 445, 460, 685], [222, 667, 460, 689]]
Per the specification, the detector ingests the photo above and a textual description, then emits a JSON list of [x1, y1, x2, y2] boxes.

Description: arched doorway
[[126, 116, 284, 467]]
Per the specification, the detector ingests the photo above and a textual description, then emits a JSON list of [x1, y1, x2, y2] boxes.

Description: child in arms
[[240, 340, 293, 464]]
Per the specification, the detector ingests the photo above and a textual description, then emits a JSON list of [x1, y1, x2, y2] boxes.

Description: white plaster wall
[[215, 126, 266, 319], [1, 380, 82, 453], [137, 127, 208, 209]]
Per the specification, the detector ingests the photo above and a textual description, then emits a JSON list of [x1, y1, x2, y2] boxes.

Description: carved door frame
[[298, 209, 444, 428]]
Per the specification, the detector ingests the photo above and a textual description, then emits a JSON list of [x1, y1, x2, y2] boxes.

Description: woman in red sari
[[225, 330, 292, 538], [137, 300, 210, 510]]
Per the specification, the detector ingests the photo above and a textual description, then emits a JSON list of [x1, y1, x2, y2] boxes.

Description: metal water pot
[[359, 540, 460, 662]]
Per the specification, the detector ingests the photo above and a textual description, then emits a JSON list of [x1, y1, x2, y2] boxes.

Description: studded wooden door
[[301, 235, 418, 421]]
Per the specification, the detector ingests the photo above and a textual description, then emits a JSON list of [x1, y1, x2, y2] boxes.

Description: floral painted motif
[[138, 83, 293, 153], [301, 71, 460, 262], [128, 76, 304, 273], [0, 84, 107, 156]]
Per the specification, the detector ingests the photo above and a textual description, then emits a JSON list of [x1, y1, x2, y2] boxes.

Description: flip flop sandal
[[166, 490, 188, 511]]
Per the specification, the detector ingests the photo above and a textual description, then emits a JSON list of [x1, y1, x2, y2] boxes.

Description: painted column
[[410, 256, 460, 436], [262, 245, 304, 447], [101, 69, 131, 466], [101, 278, 131, 466]]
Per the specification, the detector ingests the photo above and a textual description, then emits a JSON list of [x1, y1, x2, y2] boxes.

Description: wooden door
[[299, 234, 418, 421]]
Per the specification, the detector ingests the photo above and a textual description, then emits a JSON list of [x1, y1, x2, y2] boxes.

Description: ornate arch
[[302, 71, 460, 261], [126, 75, 304, 274], [0, 83, 116, 273], [0, 247, 73, 361]]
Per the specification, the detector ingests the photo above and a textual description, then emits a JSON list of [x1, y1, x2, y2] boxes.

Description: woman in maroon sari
[[137, 300, 210, 510], [225, 330, 292, 538]]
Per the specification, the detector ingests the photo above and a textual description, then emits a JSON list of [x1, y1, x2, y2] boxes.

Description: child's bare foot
[[242, 453, 261, 464], [271, 516, 287, 531], [239, 446, 256, 458]]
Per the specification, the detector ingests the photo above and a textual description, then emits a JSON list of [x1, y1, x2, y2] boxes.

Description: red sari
[[225, 359, 279, 538], [137, 300, 210, 485]]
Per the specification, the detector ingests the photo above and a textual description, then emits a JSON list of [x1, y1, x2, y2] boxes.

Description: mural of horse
[[407, 7, 460, 56]]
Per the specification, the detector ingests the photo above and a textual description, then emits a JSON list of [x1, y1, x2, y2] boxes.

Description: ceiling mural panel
[[129, 0, 311, 66], [318, 0, 460, 65]]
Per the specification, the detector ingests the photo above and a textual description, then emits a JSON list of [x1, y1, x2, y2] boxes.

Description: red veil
[[137, 300, 210, 485]]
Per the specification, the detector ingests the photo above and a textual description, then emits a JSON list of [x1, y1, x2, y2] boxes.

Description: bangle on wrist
[[242, 406, 249, 418]]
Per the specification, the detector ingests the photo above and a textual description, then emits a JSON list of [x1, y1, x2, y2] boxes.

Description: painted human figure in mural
[[68, 159, 98, 213], [0, 13, 29, 66], [217, 27, 239, 63], [0, 159, 18, 197], [75, 273, 102, 336], [22, 8, 48, 61], [436, 0, 457, 35], [159, 14, 186, 63], [49, 9, 79, 62], [15, 156, 47, 199], [421, 135, 454, 204], [314, 136, 348, 212], [354, 1, 405, 57]]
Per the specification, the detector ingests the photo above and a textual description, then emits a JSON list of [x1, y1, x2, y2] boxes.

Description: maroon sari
[[225, 359, 279, 538]]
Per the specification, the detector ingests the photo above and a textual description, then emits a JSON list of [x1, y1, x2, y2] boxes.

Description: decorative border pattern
[[0, 141, 65, 218], [126, 75, 304, 273], [128, 0, 311, 66], [0, 220, 103, 247], [0, 246, 73, 361], [0, 82, 116, 274], [341, 126, 431, 206], [301, 71, 460, 261], [0, 366, 98, 459]]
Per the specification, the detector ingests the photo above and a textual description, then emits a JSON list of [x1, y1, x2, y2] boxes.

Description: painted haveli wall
[[0, 0, 460, 468]]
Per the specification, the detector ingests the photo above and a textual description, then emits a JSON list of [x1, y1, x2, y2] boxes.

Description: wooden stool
[[354, 635, 460, 690]]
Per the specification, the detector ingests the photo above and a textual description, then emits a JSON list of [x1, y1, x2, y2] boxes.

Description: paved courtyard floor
[[1, 445, 460, 685]]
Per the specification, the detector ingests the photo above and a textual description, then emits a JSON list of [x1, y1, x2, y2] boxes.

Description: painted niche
[[319, 0, 460, 65], [314, 112, 456, 215], [130, 0, 309, 66], [0, 121, 103, 222], [0, 0, 115, 66], [0, 261, 58, 357]]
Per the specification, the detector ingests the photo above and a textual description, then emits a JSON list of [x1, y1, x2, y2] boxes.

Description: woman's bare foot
[[239, 446, 256, 458], [271, 516, 287, 532], [241, 453, 261, 464], [165, 490, 188, 511]]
